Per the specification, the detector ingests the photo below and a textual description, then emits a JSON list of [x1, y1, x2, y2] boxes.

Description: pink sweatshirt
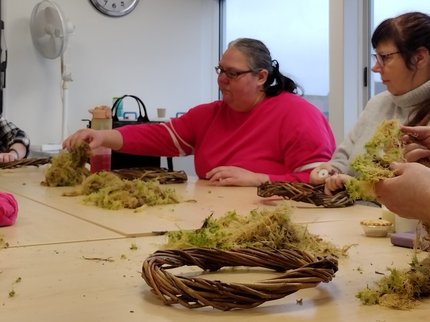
[[117, 92, 335, 182]]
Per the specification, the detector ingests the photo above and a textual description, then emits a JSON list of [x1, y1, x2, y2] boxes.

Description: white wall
[[3, 0, 219, 153]]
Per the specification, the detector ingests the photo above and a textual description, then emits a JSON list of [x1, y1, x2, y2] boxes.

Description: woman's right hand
[[310, 164, 352, 195], [62, 128, 104, 151], [309, 163, 338, 185], [323, 173, 352, 195]]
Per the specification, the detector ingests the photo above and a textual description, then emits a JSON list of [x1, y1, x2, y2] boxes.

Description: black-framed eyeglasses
[[371, 51, 401, 67], [214, 66, 254, 79]]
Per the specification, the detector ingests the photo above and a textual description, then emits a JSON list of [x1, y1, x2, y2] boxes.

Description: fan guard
[[29, 0, 75, 143], [30, 0, 72, 59]]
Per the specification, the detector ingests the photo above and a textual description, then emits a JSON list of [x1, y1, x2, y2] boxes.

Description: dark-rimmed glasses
[[371, 51, 401, 67], [214, 66, 254, 79]]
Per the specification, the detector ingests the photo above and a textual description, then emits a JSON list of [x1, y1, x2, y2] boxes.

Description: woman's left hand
[[401, 125, 430, 161], [206, 166, 269, 187], [0, 151, 19, 163]]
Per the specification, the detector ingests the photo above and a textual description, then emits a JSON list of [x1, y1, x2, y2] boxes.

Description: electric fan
[[29, 0, 75, 144]]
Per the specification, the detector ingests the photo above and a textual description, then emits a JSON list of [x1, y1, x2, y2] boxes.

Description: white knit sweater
[[330, 79, 430, 175]]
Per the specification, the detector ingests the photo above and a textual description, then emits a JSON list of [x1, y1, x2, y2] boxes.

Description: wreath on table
[[142, 247, 338, 311]]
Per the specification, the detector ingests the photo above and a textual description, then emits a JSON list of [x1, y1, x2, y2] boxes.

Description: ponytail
[[264, 60, 303, 97]]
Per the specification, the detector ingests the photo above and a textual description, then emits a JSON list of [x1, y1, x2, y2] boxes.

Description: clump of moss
[[346, 119, 405, 201], [356, 255, 430, 309], [66, 171, 180, 210], [165, 206, 350, 258], [43, 143, 91, 187], [0, 236, 8, 249]]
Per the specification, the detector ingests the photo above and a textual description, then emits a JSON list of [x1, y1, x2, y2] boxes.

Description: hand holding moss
[[375, 162, 430, 222], [324, 173, 353, 195], [309, 163, 338, 185], [346, 119, 404, 201]]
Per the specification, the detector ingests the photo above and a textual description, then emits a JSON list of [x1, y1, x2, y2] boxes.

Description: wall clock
[[89, 0, 140, 17]]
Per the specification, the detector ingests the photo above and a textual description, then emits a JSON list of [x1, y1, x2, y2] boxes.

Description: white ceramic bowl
[[360, 219, 393, 237]]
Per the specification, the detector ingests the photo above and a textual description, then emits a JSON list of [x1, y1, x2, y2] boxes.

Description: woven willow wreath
[[0, 157, 51, 169], [112, 167, 187, 184], [257, 182, 354, 208], [0, 157, 187, 184], [142, 247, 338, 311]]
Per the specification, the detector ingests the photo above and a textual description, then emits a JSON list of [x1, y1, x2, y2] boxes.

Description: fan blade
[[41, 36, 63, 59], [36, 33, 59, 58], [44, 6, 62, 30], [31, 10, 49, 38], [30, 1, 69, 59]]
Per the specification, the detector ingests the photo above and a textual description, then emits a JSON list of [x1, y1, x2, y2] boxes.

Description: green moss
[[43, 143, 91, 187], [347, 120, 405, 201], [129, 243, 138, 251], [356, 255, 430, 309], [165, 206, 350, 257], [66, 171, 180, 210], [0, 236, 6, 249]]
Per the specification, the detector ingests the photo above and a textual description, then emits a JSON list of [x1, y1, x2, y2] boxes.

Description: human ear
[[257, 69, 269, 85], [413, 47, 429, 68]]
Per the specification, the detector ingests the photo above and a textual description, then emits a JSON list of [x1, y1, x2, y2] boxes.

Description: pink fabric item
[[0, 192, 18, 226]]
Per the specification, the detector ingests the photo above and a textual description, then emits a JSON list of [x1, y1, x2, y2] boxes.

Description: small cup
[[157, 108, 166, 119], [381, 205, 395, 233], [395, 215, 419, 233]]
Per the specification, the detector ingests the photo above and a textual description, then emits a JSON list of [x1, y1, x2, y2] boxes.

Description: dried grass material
[[356, 256, 430, 310], [165, 206, 350, 258], [42, 143, 90, 187], [347, 119, 405, 201], [0, 236, 7, 249], [66, 171, 180, 209], [142, 247, 338, 310], [0, 157, 51, 169], [257, 182, 354, 208], [111, 168, 187, 184]]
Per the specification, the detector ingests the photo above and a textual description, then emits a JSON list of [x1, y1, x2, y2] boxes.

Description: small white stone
[[318, 169, 329, 178]]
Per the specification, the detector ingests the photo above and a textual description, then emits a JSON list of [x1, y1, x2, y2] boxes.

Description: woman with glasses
[[63, 37, 335, 186], [310, 11, 430, 194]]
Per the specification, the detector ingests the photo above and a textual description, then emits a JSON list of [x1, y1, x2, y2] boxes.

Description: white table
[[1, 166, 429, 321]]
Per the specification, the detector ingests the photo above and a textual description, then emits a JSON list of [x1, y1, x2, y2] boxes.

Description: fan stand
[[61, 54, 72, 142], [30, 0, 74, 152]]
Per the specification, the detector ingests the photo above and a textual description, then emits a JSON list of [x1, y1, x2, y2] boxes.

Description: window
[[222, 0, 329, 117]]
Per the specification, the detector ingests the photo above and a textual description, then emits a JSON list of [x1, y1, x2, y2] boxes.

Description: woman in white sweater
[[310, 11, 430, 194]]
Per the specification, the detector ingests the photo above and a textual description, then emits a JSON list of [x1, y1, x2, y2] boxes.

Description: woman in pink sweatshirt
[[64, 38, 335, 186]]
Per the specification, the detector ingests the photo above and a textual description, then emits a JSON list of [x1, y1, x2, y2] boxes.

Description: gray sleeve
[[328, 94, 391, 175]]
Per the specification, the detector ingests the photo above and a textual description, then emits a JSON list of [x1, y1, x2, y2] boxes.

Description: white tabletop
[[0, 194, 121, 247], [1, 166, 429, 321], [0, 167, 384, 236], [1, 223, 428, 322]]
